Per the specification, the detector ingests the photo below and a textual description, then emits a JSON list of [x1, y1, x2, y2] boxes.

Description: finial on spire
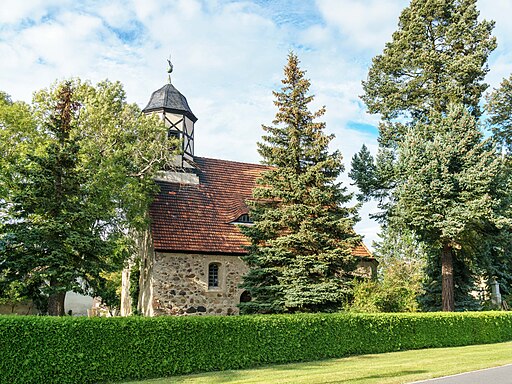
[[167, 54, 173, 84]]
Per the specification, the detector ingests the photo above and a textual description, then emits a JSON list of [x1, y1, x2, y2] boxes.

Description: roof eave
[[142, 106, 198, 123]]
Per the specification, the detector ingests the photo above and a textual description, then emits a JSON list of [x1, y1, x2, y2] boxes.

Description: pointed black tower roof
[[142, 57, 198, 122], [142, 83, 197, 122]]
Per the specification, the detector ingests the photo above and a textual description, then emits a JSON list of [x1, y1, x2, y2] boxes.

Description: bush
[[351, 277, 421, 313], [1, 312, 512, 384]]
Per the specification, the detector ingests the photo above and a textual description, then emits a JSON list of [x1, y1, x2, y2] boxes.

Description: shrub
[[1, 312, 511, 384], [351, 277, 421, 313]]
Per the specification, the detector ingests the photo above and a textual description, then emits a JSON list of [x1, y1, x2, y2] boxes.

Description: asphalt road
[[412, 364, 512, 383]]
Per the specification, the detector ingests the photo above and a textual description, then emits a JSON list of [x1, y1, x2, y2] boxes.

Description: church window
[[208, 263, 220, 288], [233, 213, 253, 224], [168, 130, 181, 140]]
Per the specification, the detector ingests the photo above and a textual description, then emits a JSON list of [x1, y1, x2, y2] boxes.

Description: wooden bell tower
[[142, 58, 197, 167]]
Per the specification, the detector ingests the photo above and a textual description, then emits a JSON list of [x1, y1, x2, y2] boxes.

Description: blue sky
[[1, 0, 512, 247]]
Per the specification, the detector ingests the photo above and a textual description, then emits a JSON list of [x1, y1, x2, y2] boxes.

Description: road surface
[[412, 364, 512, 383]]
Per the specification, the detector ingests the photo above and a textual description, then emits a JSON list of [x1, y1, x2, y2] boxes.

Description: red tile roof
[[150, 156, 373, 259]]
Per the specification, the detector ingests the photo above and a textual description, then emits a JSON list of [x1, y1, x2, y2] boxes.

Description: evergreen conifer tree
[[239, 53, 360, 314], [486, 74, 512, 152], [393, 105, 505, 311], [351, 0, 502, 311]]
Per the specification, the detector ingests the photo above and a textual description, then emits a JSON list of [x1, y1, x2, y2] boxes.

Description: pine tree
[[393, 105, 505, 311], [239, 53, 360, 314], [353, 0, 497, 197], [362, 0, 496, 132], [351, 0, 501, 311]]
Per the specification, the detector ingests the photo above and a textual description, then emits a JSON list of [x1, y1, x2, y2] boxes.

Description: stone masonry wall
[[151, 252, 248, 316]]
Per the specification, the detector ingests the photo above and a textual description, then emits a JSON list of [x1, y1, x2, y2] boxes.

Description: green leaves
[[355, 0, 508, 312], [1, 312, 512, 383], [394, 106, 501, 245], [486, 75, 512, 152], [0, 79, 175, 314]]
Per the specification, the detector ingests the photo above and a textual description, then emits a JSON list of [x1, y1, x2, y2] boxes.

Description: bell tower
[[143, 57, 197, 168]]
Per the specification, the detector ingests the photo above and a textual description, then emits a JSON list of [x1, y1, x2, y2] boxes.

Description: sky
[[1, 0, 512, 248]]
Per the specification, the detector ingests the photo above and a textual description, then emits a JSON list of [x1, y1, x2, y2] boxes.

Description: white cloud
[[3, 0, 510, 249], [0, 0, 70, 24], [316, 0, 407, 53]]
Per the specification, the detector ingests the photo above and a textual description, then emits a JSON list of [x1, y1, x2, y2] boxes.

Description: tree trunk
[[120, 263, 133, 317], [441, 243, 454, 312], [47, 280, 66, 316]]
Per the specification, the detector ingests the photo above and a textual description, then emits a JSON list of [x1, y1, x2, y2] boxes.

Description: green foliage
[[486, 74, 512, 152], [485, 73, 512, 304], [240, 53, 360, 314], [353, 0, 503, 312], [393, 105, 507, 310], [354, 0, 498, 212], [130, 262, 141, 313], [477, 229, 512, 300], [0, 281, 29, 310], [1, 312, 512, 384], [351, 227, 426, 313], [362, 0, 496, 125], [349, 144, 377, 203], [420, 250, 481, 311], [351, 278, 419, 313], [0, 80, 177, 315], [394, 106, 502, 246], [92, 271, 122, 315]]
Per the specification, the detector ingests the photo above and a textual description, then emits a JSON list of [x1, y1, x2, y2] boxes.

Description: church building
[[129, 64, 376, 317]]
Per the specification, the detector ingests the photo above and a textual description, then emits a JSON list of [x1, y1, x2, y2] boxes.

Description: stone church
[[126, 66, 376, 317]]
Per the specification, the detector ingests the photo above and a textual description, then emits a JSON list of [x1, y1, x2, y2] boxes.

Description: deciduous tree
[[0, 80, 176, 315]]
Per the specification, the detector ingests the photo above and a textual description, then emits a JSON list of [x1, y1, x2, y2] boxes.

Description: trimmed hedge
[[1, 312, 512, 383]]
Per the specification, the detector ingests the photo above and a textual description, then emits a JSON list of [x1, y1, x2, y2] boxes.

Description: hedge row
[[1, 312, 512, 384]]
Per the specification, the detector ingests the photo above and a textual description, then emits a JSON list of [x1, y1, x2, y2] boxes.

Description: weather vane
[[167, 54, 173, 84]]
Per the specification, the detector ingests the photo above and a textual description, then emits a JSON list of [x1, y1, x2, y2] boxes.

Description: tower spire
[[167, 54, 173, 84]]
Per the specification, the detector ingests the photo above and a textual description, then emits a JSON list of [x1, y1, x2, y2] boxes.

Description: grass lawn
[[122, 341, 512, 384]]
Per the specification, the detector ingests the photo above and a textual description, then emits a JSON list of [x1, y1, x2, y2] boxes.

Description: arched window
[[208, 263, 220, 289], [240, 290, 252, 303]]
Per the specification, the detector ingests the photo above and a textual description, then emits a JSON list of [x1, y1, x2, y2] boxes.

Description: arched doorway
[[240, 290, 252, 303]]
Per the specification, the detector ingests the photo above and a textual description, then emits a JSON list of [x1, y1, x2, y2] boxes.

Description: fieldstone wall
[[354, 260, 378, 279], [151, 252, 248, 316], [146, 251, 377, 317]]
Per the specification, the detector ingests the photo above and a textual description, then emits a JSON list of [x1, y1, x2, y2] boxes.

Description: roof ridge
[[195, 156, 270, 168]]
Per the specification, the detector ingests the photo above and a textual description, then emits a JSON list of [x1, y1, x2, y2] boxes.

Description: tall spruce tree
[[239, 53, 360, 314], [351, 0, 500, 311]]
